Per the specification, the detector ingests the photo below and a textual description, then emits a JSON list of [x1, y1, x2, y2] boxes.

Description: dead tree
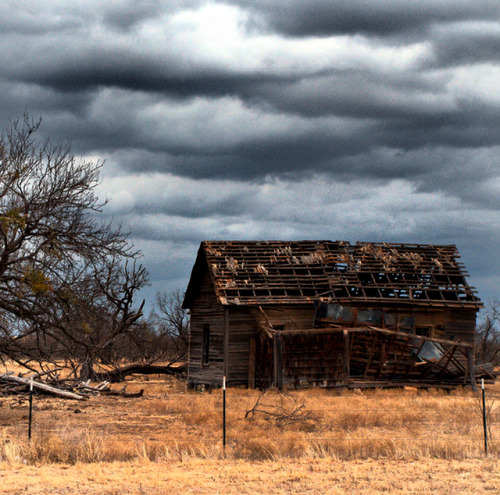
[[476, 299, 500, 365], [0, 114, 147, 378], [144, 290, 190, 365]]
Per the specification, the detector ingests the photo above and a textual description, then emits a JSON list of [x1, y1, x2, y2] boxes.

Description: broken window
[[385, 313, 398, 327], [317, 303, 354, 322], [399, 316, 415, 331], [415, 326, 431, 337], [357, 309, 383, 324]]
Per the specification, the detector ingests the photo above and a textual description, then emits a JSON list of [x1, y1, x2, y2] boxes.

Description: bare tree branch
[[0, 114, 148, 379]]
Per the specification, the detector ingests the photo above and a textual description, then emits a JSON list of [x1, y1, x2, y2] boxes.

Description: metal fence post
[[28, 378, 33, 441], [223, 375, 226, 454]]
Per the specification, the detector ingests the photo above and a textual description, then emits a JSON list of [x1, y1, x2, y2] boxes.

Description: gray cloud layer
[[234, 1, 500, 37], [1, 1, 499, 307]]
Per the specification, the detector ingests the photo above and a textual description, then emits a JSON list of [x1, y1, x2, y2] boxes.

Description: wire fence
[[182, 385, 498, 457], [4, 383, 499, 461]]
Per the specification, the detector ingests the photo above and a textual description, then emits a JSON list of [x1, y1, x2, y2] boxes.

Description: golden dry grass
[[1, 458, 499, 494], [0, 376, 499, 463], [0, 369, 498, 493]]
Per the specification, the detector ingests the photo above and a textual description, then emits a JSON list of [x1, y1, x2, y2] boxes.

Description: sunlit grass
[[0, 376, 498, 465]]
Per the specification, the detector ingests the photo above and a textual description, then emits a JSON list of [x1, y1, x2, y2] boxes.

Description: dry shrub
[[0, 428, 139, 464], [244, 390, 313, 426]]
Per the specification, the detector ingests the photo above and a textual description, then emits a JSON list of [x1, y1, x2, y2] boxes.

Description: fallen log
[[90, 364, 187, 382], [0, 374, 87, 400], [101, 386, 144, 398], [76, 381, 111, 394]]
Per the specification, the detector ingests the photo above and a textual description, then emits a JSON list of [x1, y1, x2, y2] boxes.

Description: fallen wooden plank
[[278, 325, 473, 348], [76, 381, 111, 393], [0, 374, 87, 400]]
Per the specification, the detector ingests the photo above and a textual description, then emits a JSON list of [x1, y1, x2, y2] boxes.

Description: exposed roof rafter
[[183, 240, 482, 309]]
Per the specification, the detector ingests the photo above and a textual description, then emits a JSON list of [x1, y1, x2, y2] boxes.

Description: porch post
[[343, 329, 350, 386], [466, 347, 478, 392], [248, 338, 256, 389], [273, 334, 283, 390]]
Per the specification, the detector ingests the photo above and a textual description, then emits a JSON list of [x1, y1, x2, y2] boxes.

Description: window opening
[[202, 324, 210, 364], [415, 326, 431, 337]]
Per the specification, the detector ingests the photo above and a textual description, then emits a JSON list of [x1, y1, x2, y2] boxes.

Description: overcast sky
[[1, 1, 499, 311]]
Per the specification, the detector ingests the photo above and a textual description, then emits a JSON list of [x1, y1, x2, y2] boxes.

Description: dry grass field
[[0, 364, 498, 493]]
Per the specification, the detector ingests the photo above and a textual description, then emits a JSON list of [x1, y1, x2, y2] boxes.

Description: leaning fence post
[[223, 375, 226, 454], [28, 377, 33, 441], [482, 378, 488, 456]]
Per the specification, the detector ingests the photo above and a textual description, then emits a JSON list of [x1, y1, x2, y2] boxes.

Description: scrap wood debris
[[0, 373, 141, 400]]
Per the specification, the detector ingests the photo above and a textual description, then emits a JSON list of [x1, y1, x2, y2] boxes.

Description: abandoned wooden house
[[182, 241, 483, 389]]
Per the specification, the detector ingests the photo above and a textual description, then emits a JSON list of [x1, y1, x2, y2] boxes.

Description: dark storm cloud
[[379, 103, 500, 150], [5, 61, 500, 183], [1, 1, 499, 305], [0, 80, 93, 120], [127, 188, 249, 219], [101, 0, 166, 30], [0, 0, 194, 35], [432, 27, 500, 66], [73, 119, 374, 180], [240, 71, 446, 119], [13, 60, 303, 98], [52, 100, 499, 192], [229, 0, 500, 37], [166, 128, 371, 180]]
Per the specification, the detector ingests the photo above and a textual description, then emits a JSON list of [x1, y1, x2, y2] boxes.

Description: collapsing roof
[[183, 240, 482, 309]]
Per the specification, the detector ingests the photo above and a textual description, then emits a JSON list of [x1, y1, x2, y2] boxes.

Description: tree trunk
[[89, 364, 187, 382]]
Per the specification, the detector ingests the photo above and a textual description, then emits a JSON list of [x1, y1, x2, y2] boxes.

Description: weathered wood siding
[[282, 332, 345, 387], [411, 308, 476, 343], [258, 305, 316, 332], [189, 283, 318, 386], [188, 269, 224, 386], [227, 307, 257, 385], [442, 309, 477, 344], [225, 305, 316, 385], [443, 308, 477, 367], [255, 305, 317, 387], [189, 288, 477, 387]]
